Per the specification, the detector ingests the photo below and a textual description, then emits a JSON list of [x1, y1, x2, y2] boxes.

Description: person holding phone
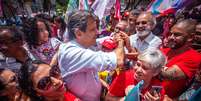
[[106, 49, 167, 101]]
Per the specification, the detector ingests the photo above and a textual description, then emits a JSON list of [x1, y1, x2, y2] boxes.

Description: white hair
[[137, 48, 167, 70]]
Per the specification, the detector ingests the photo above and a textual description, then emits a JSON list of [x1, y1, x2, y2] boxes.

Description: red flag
[[115, 0, 121, 20]]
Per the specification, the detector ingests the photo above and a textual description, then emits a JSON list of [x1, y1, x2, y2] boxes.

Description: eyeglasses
[[136, 21, 148, 25], [37, 65, 60, 90]]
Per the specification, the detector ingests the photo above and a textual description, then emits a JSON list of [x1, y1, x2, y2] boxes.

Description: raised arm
[[113, 33, 125, 68]]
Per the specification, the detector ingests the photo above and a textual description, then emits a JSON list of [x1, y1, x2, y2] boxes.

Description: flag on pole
[[147, 0, 191, 16], [124, 80, 144, 101], [79, 0, 89, 11]]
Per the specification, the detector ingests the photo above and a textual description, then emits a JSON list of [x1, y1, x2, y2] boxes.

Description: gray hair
[[137, 48, 167, 70], [67, 10, 96, 40], [138, 12, 157, 26]]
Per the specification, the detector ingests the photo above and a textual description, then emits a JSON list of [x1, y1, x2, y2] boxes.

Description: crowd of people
[[0, 5, 201, 101]]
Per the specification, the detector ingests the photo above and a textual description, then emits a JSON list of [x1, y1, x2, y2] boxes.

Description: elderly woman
[[106, 49, 167, 101]]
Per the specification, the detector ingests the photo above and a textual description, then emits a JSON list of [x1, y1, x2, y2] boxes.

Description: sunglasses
[[195, 31, 201, 35], [136, 21, 148, 25], [37, 65, 61, 90]]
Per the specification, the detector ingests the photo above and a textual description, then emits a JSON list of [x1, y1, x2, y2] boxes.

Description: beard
[[136, 29, 151, 38], [167, 39, 186, 49]]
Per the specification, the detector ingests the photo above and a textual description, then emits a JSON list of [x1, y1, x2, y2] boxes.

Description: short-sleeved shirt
[[129, 32, 162, 53], [109, 70, 162, 97], [161, 48, 201, 98], [58, 40, 117, 101], [29, 38, 61, 64]]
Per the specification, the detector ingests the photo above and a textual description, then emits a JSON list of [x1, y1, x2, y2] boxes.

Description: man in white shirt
[[125, 12, 162, 53], [58, 10, 124, 101]]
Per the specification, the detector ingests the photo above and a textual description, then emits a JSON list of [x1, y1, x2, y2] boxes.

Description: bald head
[[115, 20, 129, 32], [172, 19, 197, 35], [137, 12, 156, 26]]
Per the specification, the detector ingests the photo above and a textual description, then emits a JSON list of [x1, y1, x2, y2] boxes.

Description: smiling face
[[167, 26, 189, 49], [135, 13, 155, 38], [31, 64, 65, 99], [0, 69, 18, 96], [133, 61, 157, 83]]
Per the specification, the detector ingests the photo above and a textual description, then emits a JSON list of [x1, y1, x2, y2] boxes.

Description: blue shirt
[[58, 40, 117, 101]]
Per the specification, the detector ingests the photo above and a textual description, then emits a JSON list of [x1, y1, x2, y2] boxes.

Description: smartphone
[[150, 86, 162, 95]]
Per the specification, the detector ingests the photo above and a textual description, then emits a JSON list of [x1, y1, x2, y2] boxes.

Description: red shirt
[[109, 70, 162, 97], [64, 91, 80, 101], [161, 48, 201, 98]]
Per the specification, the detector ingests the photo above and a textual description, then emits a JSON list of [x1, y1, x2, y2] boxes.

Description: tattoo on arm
[[161, 65, 187, 80]]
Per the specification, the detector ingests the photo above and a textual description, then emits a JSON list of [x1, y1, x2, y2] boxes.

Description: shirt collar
[[137, 32, 154, 44]]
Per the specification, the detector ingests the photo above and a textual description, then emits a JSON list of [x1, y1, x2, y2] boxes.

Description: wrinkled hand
[[144, 90, 161, 101]]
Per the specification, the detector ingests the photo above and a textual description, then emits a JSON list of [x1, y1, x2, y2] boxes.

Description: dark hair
[[23, 18, 52, 49], [0, 26, 24, 43], [175, 19, 197, 35], [19, 60, 46, 101], [54, 16, 67, 34], [67, 10, 96, 40], [35, 14, 52, 22], [130, 9, 140, 16]]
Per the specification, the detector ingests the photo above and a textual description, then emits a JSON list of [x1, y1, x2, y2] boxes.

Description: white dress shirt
[[129, 32, 162, 53], [58, 40, 117, 101]]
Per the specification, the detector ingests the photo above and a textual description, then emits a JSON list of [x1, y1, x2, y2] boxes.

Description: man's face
[[115, 21, 129, 33], [167, 26, 189, 49], [195, 24, 201, 43], [0, 30, 24, 57], [135, 14, 153, 38], [128, 15, 137, 29], [79, 17, 97, 47]]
